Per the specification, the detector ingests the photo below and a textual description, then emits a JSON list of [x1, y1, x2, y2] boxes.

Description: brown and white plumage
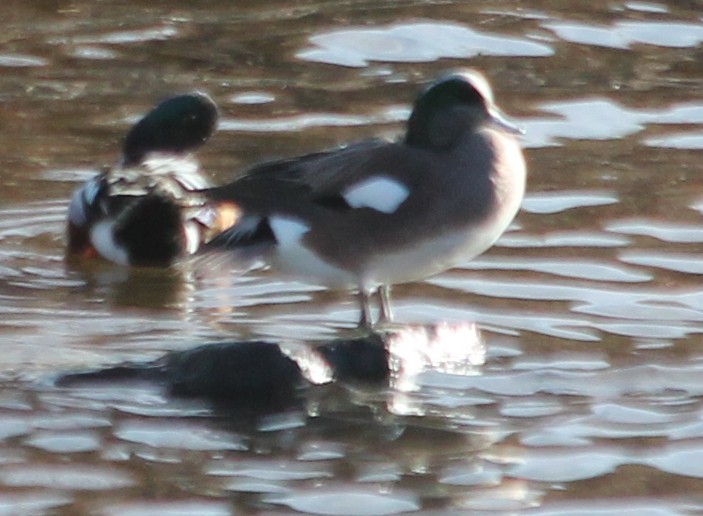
[[205, 70, 527, 325], [67, 92, 228, 266]]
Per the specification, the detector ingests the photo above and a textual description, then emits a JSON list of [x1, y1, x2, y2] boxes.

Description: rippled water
[[2, 0, 703, 514]]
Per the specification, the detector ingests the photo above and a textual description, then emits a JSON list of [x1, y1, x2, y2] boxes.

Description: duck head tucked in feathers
[[67, 92, 232, 267]]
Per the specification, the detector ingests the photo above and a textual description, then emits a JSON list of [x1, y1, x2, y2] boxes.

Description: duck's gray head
[[405, 69, 521, 149]]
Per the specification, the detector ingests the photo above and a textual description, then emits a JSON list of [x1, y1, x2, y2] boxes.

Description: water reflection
[[55, 323, 486, 411], [271, 488, 420, 515], [0, 54, 48, 67], [521, 190, 619, 215], [298, 21, 553, 67], [545, 19, 703, 49], [65, 261, 195, 309], [33, 322, 512, 511], [646, 131, 703, 149], [523, 99, 703, 147]]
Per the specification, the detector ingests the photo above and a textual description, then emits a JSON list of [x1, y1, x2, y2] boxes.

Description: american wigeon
[[205, 69, 527, 325]]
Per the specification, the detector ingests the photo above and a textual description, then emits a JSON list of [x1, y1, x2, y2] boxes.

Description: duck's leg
[[357, 289, 374, 328], [378, 285, 393, 324]]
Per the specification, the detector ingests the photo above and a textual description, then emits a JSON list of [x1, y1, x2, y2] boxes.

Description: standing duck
[[204, 70, 527, 325]]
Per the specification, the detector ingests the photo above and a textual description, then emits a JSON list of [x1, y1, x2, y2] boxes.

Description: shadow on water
[[47, 323, 503, 513], [54, 322, 484, 416]]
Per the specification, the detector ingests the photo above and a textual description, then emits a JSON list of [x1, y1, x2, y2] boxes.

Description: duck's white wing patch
[[342, 176, 409, 214]]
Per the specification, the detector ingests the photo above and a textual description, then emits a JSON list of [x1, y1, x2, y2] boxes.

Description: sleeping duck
[[66, 92, 232, 266]]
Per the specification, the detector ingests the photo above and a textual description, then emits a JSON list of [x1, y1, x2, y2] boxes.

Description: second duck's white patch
[[269, 215, 353, 286], [269, 216, 310, 247], [342, 176, 409, 214]]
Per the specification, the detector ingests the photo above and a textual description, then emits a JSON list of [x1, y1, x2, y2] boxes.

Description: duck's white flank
[[268, 215, 353, 285], [90, 221, 130, 265]]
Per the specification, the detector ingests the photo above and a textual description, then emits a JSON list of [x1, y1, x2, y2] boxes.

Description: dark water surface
[[2, 0, 703, 514]]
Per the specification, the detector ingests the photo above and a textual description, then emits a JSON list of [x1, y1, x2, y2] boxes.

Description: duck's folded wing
[[207, 138, 424, 209], [202, 139, 432, 253]]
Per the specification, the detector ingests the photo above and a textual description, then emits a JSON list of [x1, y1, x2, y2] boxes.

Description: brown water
[[2, 0, 703, 514]]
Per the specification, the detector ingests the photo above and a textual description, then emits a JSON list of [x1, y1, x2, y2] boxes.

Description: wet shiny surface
[[2, 0, 703, 513]]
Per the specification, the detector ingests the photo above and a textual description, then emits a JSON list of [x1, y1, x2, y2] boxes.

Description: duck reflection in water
[[56, 322, 485, 415]]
